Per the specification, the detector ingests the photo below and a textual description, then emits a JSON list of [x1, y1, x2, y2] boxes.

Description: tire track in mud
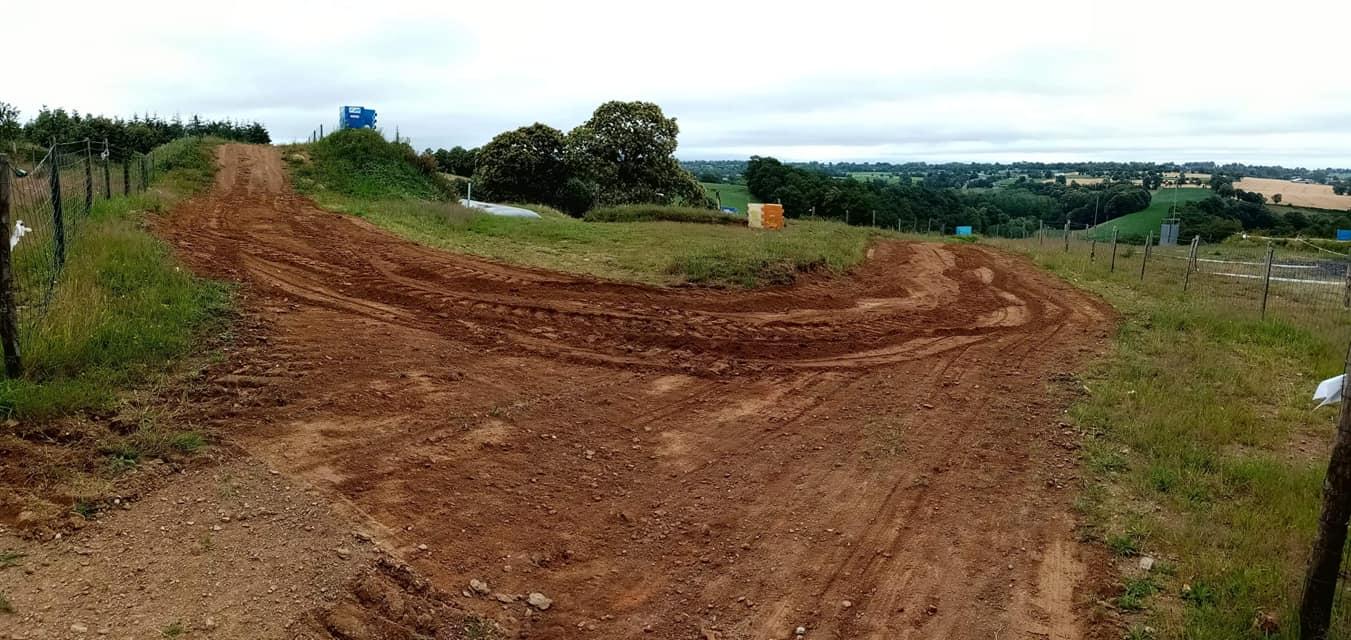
[[160, 145, 1114, 640]]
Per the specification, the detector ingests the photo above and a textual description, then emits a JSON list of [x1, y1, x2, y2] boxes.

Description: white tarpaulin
[[1314, 374, 1345, 407]]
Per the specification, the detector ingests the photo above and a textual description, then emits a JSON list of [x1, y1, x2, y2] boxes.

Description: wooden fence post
[[1089, 239, 1097, 263], [1261, 244, 1275, 320], [1342, 262, 1351, 310], [1139, 231, 1153, 282], [1039, 220, 1045, 246], [122, 159, 130, 196], [83, 139, 93, 213], [1300, 350, 1351, 640], [1064, 221, 1071, 252], [49, 144, 65, 270], [101, 140, 111, 199], [0, 154, 21, 377], [139, 156, 147, 192], [1110, 228, 1119, 273], [1183, 235, 1200, 292]]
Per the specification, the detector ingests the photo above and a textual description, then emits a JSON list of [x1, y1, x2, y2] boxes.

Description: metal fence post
[[1300, 350, 1351, 640], [101, 140, 111, 199], [0, 154, 21, 377], [49, 143, 65, 270], [1110, 228, 1119, 272], [83, 139, 93, 213], [1139, 231, 1152, 282], [1260, 244, 1275, 320]]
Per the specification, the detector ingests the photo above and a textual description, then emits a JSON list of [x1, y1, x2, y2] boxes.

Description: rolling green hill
[[701, 182, 751, 213], [1090, 187, 1211, 239]]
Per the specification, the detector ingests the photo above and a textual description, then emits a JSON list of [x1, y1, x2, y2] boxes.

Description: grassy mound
[[287, 129, 457, 201], [584, 204, 743, 225]]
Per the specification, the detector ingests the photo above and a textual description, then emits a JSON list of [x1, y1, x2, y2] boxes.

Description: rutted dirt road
[[162, 144, 1113, 639]]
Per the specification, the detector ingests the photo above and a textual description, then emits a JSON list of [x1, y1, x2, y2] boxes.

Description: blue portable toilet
[[338, 106, 378, 130], [1337, 229, 1351, 242], [956, 225, 973, 236]]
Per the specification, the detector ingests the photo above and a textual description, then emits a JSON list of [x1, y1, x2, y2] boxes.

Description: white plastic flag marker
[[9, 220, 30, 249], [1314, 374, 1345, 407]]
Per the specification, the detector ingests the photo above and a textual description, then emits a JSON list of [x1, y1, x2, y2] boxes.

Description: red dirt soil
[[159, 145, 1114, 639]]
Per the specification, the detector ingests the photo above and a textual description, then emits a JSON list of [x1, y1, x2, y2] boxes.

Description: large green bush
[[292, 129, 457, 201]]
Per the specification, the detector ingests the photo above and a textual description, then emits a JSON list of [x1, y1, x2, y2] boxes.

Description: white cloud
[[7, 0, 1351, 166]]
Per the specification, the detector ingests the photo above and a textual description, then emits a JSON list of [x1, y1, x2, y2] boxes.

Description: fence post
[[49, 143, 65, 270], [0, 155, 21, 377], [1260, 243, 1275, 320], [101, 140, 111, 199], [83, 139, 93, 213], [1299, 351, 1351, 640], [1039, 220, 1045, 246], [1110, 228, 1119, 272], [1342, 262, 1351, 309], [1063, 221, 1071, 252], [122, 158, 130, 196], [1183, 235, 1200, 292], [140, 156, 148, 191], [1089, 239, 1097, 263], [1139, 231, 1152, 282]]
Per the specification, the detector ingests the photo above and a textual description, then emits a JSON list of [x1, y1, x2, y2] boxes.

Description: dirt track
[[162, 145, 1113, 639]]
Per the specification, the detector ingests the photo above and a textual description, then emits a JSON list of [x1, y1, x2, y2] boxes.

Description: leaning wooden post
[[1183, 235, 1200, 293], [1089, 239, 1097, 263], [1139, 231, 1153, 282], [1300, 348, 1351, 640], [1260, 243, 1275, 320], [1110, 228, 1119, 272], [0, 155, 21, 377], [101, 140, 111, 199], [83, 139, 93, 213]]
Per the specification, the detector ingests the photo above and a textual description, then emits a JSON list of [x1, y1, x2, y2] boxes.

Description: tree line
[[0, 102, 270, 161], [435, 101, 707, 216], [745, 156, 1153, 233]]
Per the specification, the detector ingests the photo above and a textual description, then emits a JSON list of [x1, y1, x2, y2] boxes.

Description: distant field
[[1236, 177, 1351, 211], [848, 172, 922, 185], [701, 182, 751, 213], [1090, 187, 1211, 239]]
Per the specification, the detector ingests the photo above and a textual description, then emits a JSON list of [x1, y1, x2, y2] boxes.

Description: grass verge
[[310, 193, 886, 287], [0, 137, 232, 527], [1004, 238, 1348, 638]]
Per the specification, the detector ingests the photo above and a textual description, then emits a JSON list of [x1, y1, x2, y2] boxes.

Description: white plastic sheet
[[1314, 374, 1345, 407], [10, 221, 29, 249]]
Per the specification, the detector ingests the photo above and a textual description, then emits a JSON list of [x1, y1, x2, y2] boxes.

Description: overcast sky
[[8, 0, 1351, 167]]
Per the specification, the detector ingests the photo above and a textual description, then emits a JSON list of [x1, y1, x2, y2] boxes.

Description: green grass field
[[700, 182, 751, 213], [311, 194, 888, 288], [1091, 187, 1212, 239], [992, 235, 1351, 639]]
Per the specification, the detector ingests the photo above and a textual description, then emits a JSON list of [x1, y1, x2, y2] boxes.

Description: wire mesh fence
[[947, 222, 1351, 347], [0, 139, 160, 371]]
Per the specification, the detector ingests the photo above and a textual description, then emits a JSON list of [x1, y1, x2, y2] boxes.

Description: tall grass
[[1000, 238, 1351, 638], [0, 137, 230, 418]]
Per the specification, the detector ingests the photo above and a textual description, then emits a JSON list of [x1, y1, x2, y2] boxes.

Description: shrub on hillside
[[584, 205, 744, 225], [295, 129, 457, 201]]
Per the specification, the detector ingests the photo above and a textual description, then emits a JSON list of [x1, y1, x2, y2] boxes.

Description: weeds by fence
[[0, 139, 164, 374]]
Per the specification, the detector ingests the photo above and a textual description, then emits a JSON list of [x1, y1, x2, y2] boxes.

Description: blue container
[[956, 225, 973, 236], [1337, 229, 1351, 242], [338, 106, 378, 129]]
